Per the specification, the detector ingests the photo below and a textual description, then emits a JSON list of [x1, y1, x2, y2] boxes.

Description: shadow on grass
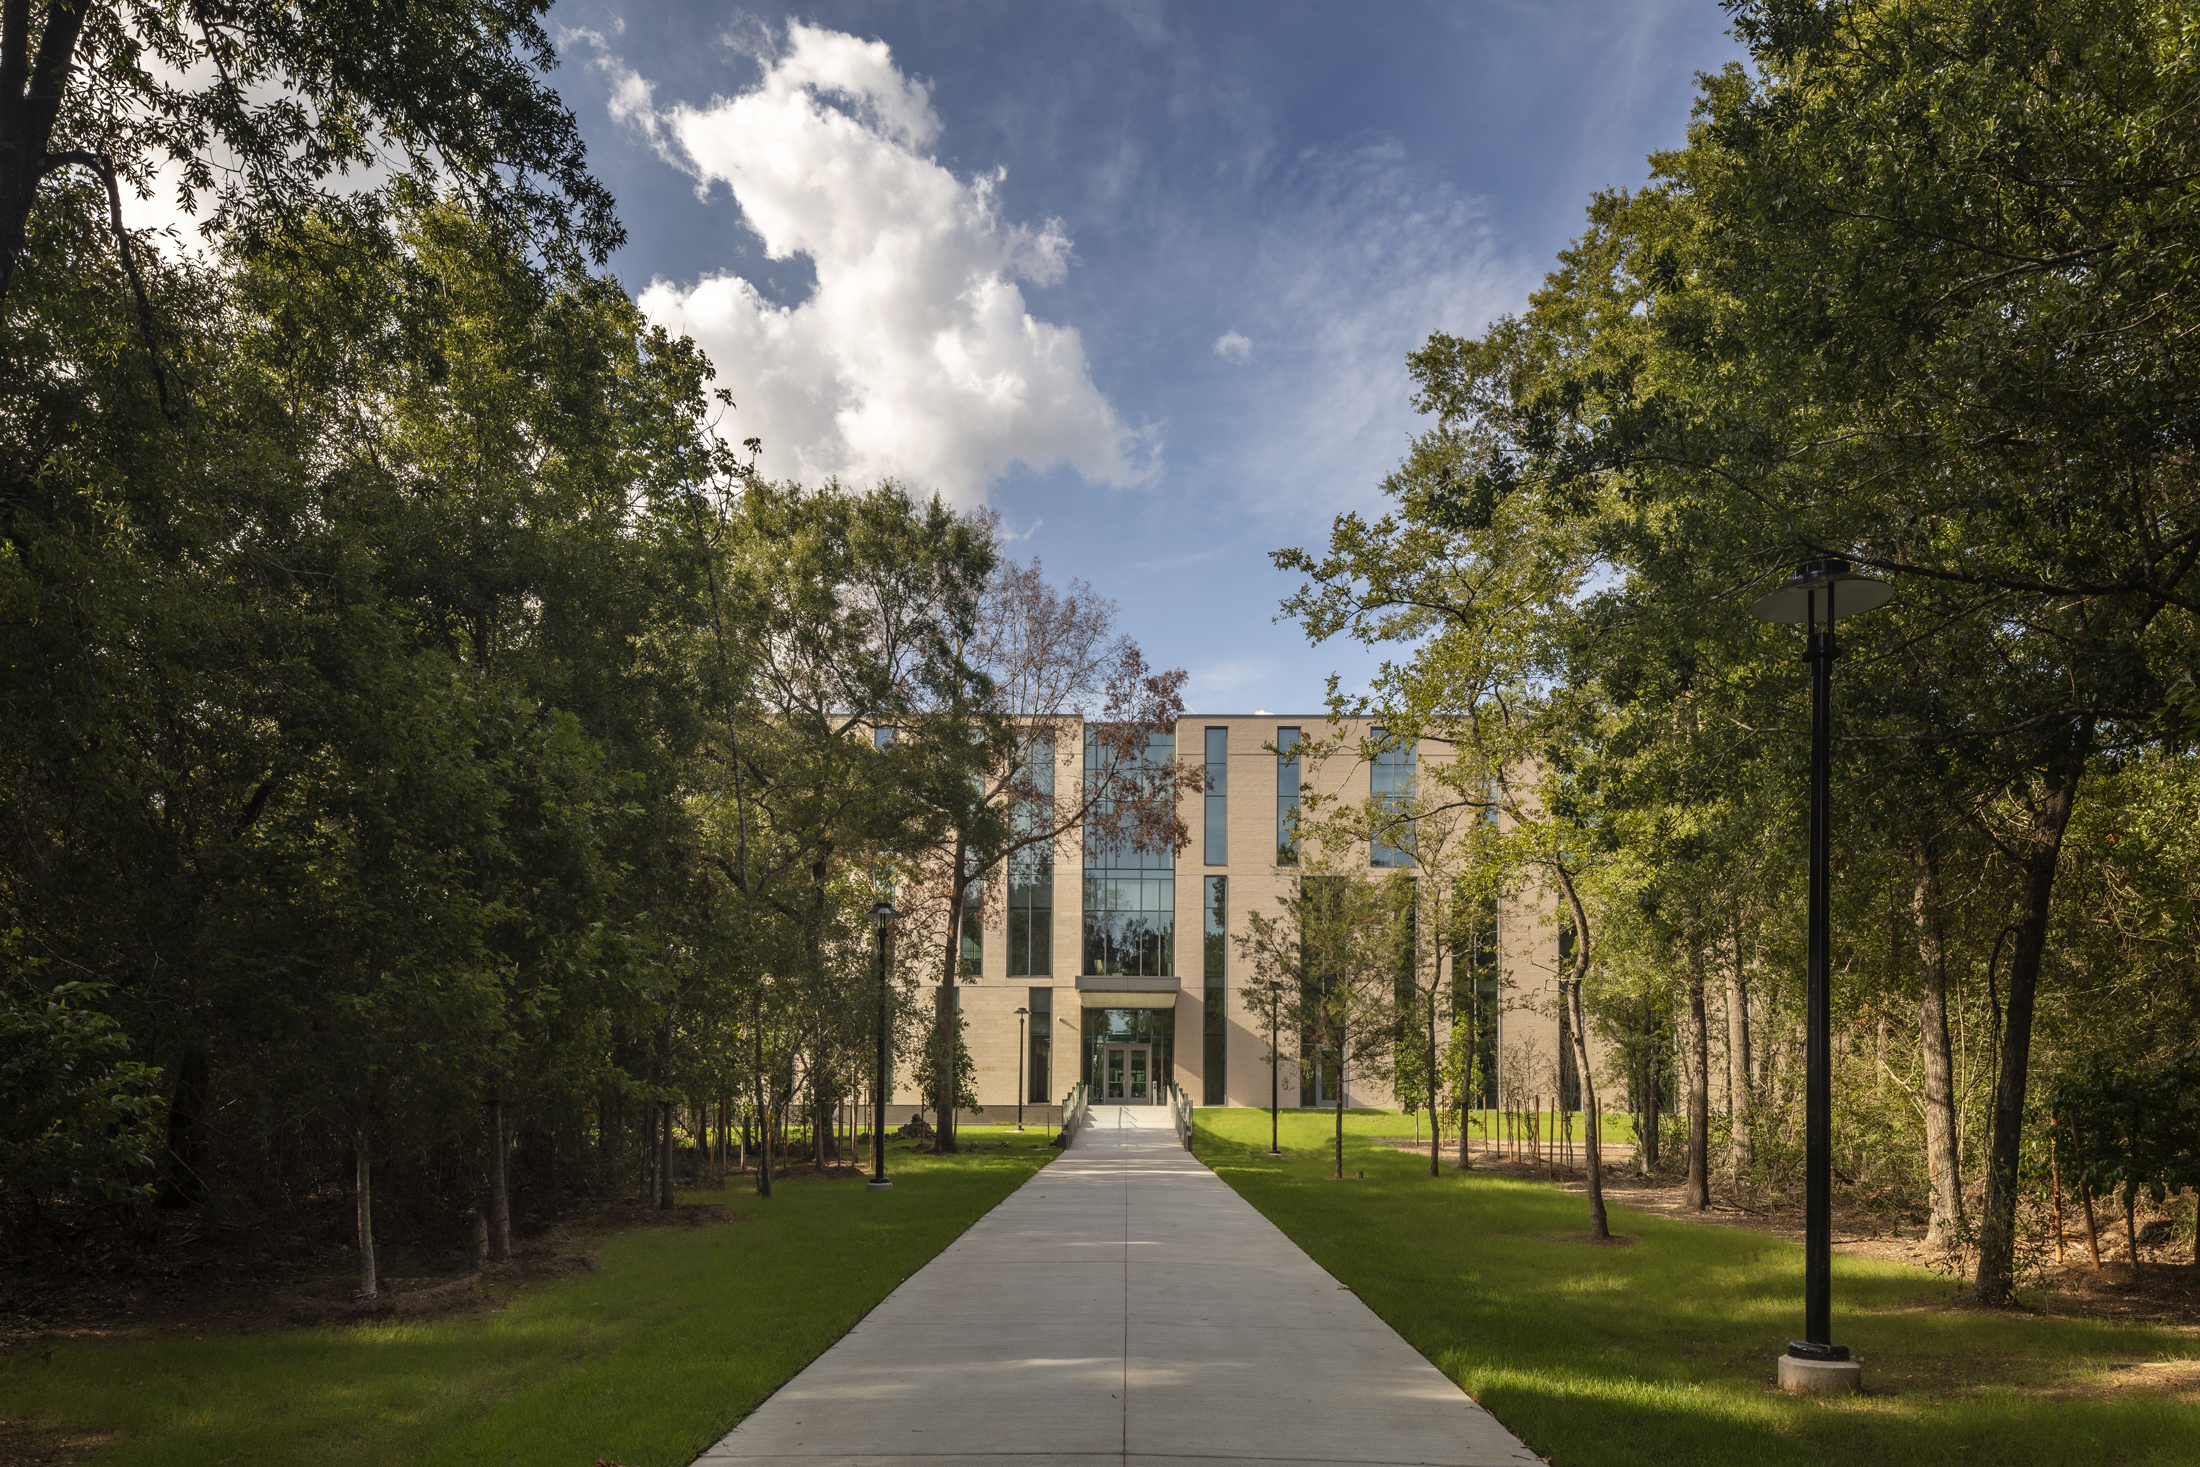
[[0, 1147, 1053, 1467], [1193, 1108, 2197, 1467]]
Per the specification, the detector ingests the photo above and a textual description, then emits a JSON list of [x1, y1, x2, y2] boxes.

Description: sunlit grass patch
[[1193, 1106, 2198, 1467]]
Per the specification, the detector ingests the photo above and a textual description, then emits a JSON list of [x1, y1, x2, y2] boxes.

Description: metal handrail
[[1059, 1082, 1090, 1148], [1169, 1082, 1193, 1150]]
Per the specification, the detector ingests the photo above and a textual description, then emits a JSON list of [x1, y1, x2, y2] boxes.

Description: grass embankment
[[0, 1141, 1054, 1466], [1194, 1108, 2197, 1467]]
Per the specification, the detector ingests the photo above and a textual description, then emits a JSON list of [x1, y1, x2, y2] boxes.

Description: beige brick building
[[893, 717, 1608, 1122]]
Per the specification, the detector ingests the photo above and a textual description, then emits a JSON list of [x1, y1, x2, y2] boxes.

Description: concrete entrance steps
[[695, 1103, 1539, 1467]]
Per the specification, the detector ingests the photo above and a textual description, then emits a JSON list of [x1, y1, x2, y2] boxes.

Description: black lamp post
[[1012, 1006, 1029, 1130], [867, 900, 898, 1192], [1266, 980, 1285, 1158], [1750, 558, 1889, 1381]]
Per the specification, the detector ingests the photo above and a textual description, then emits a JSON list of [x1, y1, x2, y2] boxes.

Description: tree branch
[[43, 148, 178, 416]]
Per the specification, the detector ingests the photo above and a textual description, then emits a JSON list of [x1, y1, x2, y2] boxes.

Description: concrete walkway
[[696, 1103, 1538, 1467]]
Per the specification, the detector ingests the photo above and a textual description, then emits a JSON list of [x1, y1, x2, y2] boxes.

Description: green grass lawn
[[1232, 1106, 1634, 1145], [0, 1140, 1054, 1466], [1194, 1108, 2198, 1467]]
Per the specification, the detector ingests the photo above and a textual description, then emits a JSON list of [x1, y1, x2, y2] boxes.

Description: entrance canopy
[[1074, 975, 1181, 1010]]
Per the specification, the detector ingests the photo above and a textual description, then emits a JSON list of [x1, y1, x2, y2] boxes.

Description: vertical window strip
[[1370, 726, 1416, 867], [1028, 986, 1053, 1104], [1203, 726, 1228, 866], [1275, 726, 1301, 866], [1008, 737, 1055, 977], [959, 876, 983, 977], [1203, 875, 1227, 1105]]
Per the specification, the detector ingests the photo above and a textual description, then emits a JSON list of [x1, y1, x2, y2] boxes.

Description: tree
[[900, 555, 1195, 1152], [0, 945, 161, 1246], [1307, 0, 2200, 1298], [1236, 854, 1405, 1182], [1, 0, 620, 305]]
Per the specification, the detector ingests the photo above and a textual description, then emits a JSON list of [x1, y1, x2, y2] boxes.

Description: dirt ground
[[1377, 1135, 2200, 1328], [0, 1199, 745, 1360]]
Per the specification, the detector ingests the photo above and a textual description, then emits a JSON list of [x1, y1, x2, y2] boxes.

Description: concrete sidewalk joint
[[697, 1104, 1539, 1467]]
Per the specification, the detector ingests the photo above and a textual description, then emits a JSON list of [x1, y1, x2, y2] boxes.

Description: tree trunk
[[354, 1130, 379, 1301], [1910, 838, 1965, 1251], [1332, 1035, 1346, 1182], [754, 993, 773, 1199], [486, 1092, 512, 1262], [658, 1100, 676, 1208], [1974, 738, 2087, 1305], [0, 0, 92, 300], [1723, 931, 1753, 1180], [156, 1040, 210, 1208], [2068, 1116, 2104, 1269], [1553, 868, 1608, 1237], [1428, 996, 1441, 1178], [1683, 954, 1710, 1211], [934, 845, 972, 1154]]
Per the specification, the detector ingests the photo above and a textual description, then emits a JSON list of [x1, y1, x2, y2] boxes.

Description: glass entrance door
[[1099, 1043, 1154, 1103]]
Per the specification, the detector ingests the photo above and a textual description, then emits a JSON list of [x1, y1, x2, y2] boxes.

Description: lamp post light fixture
[[1012, 1007, 1029, 1131], [1266, 980, 1286, 1158], [867, 900, 898, 1192], [1750, 557, 1891, 1393]]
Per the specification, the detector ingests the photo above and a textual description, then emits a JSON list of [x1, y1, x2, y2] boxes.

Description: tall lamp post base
[[1777, 1349, 1860, 1395], [866, 1179, 893, 1192]]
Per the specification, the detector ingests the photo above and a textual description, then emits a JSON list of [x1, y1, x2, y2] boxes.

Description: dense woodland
[[0, 0, 1189, 1295], [1280, 0, 2200, 1300], [4, 0, 2196, 1316]]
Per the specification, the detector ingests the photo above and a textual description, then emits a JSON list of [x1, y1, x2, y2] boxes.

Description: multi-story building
[[897, 716, 1606, 1120]]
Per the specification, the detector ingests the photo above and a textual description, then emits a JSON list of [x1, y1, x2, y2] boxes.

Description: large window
[[1275, 726, 1301, 866], [1027, 986, 1053, 1103], [1203, 875, 1227, 1105], [1007, 738, 1054, 977], [1203, 727, 1228, 866], [1370, 726, 1415, 867], [1082, 729, 1175, 976]]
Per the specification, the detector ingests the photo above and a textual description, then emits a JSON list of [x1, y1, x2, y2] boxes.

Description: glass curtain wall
[[1082, 729, 1175, 976]]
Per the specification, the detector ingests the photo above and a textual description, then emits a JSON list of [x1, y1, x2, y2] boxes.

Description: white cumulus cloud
[[1212, 329, 1251, 362], [602, 24, 1150, 501]]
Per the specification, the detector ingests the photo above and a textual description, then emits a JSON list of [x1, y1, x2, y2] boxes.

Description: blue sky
[[545, 1, 1744, 713]]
